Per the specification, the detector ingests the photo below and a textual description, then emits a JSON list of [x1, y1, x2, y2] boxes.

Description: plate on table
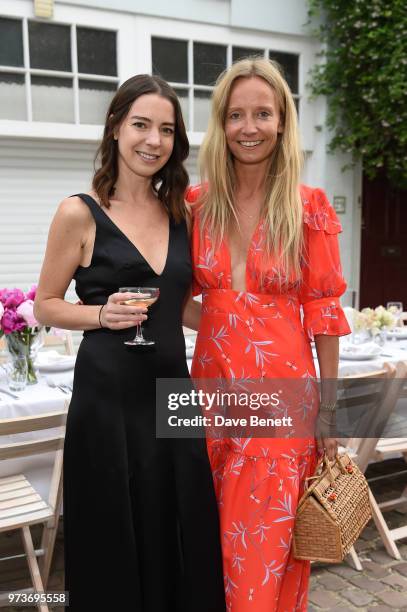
[[340, 353, 379, 361], [387, 328, 407, 340], [35, 350, 75, 372], [339, 343, 381, 361]]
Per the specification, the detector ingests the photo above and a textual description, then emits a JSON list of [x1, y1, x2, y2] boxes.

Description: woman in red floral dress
[[186, 58, 351, 611]]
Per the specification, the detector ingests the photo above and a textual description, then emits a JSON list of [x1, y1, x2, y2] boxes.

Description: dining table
[[1, 338, 406, 504]]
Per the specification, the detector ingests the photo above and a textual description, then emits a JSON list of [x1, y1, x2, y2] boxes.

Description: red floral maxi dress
[[186, 184, 351, 612]]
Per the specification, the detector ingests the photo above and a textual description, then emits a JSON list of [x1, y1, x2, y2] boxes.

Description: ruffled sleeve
[[299, 186, 351, 341], [185, 184, 204, 297]]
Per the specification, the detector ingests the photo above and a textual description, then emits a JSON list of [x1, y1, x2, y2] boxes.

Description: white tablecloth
[[321, 339, 407, 376], [1, 339, 406, 503]]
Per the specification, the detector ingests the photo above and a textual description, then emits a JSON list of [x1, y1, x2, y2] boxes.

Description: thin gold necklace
[[235, 206, 260, 221]]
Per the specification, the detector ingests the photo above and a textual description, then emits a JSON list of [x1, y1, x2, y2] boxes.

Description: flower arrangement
[[353, 305, 396, 337], [0, 285, 44, 384]]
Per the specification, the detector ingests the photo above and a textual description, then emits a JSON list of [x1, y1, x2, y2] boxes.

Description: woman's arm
[[315, 334, 339, 460], [34, 197, 146, 331], [182, 292, 201, 331], [315, 335, 339, 401]]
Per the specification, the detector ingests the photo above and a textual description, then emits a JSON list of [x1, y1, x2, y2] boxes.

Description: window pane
[[152, 38, 188, 83], [29, 21, 71, 71], [174, 88, 189, 130], [79, 79, 117, 124], [0, 73, 26, 120], [31, 76, 74, 122], [194, 43, 226, 86], [77, 27, 117, 76], [269, 51, 298, 94], [232, 46, 263, 63], [194, 90, 211, 132], [0, 18, 23, 67]]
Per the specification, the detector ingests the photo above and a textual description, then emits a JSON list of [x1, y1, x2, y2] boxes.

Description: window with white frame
[[0, 16, 119, 124], [152, 37, 299, 132]]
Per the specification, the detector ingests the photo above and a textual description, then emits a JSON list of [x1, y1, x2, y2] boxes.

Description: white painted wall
[[231, 0, 312, 36], [58, 0, 231, 27], [60, 0, 312, 36]]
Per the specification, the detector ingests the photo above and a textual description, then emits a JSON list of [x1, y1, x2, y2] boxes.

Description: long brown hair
[[93, 74, 189, 222]]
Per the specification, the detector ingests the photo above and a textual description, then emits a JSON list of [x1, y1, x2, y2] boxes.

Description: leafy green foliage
[[307, 0, 407, 187]]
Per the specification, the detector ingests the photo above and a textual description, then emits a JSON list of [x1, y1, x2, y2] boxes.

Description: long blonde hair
[[198, 57, 304, 280]]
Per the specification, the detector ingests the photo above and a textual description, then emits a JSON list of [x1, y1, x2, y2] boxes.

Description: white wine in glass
[[119, 287, 160, 346]]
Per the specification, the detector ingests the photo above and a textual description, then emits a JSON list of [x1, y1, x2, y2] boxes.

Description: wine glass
[[119, 287, 160, 346], [386, 301, 403, 341], [387, 301, 403, 320]]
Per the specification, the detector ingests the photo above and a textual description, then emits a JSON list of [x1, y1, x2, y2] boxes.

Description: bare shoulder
[[54, 195, 94, 230]]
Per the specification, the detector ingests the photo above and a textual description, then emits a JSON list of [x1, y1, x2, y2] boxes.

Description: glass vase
[[5, 328, 43, 384]]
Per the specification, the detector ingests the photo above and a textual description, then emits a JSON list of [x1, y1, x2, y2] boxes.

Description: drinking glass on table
[[7, 357, 28, 392], [119, 287, 160, 346], [387, 302, 403, 323], [387, 302, 404, 341]]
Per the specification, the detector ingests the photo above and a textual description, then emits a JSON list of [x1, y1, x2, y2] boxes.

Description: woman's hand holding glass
[[119, 287, 159, 346], [99, 292, 148, 330]]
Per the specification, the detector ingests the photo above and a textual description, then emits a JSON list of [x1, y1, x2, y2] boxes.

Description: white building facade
[[0, 0, 361, 304]]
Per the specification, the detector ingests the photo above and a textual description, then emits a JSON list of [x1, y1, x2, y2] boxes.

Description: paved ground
[[1, 458, 406, 611]]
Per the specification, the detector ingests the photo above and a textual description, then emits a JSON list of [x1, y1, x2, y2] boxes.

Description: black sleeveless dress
[[63, 194, 225, 611]]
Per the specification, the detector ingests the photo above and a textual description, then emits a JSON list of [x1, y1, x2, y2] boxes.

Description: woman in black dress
[[34, 75, 225, 611]]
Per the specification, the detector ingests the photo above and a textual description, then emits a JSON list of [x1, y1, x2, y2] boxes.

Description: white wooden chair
[[364, 361, 407, 559], [43, 330, 75, 356], [339, 362, 407, 565], [0, 402, 68, 611]]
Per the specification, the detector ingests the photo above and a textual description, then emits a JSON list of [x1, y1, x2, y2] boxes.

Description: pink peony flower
[[16, 300, 39, 328], [25, 285, 37, 301], [0, 300, 3, 323], [0, 288, 26, 309], [1, 308, 26, 334]]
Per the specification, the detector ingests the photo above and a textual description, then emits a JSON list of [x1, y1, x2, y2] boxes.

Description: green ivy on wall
[[307, 0, 407, 188]]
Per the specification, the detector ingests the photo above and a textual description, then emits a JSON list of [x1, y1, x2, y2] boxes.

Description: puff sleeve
[[299, 187, 351, 341], [185, 185, 203, 297]]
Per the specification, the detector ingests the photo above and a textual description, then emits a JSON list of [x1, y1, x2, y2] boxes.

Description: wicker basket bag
[[293, 453, 372, 563]]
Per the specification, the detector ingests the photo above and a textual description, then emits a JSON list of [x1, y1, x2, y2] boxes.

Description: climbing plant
[[307, 0, 407, 188]]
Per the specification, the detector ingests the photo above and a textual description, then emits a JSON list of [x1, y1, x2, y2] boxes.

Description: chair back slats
[[0, 435, 65, 461], [0, 410, 67, 436], [342, 367, 393, 382], [43, 330, 75, 355]]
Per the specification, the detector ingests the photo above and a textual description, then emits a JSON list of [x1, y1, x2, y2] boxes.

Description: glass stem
[[135, 321, 144, 341]]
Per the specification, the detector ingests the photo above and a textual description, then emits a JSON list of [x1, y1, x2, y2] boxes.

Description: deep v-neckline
[[89, 194, 171, 277], [223, 219, 262, 292]]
